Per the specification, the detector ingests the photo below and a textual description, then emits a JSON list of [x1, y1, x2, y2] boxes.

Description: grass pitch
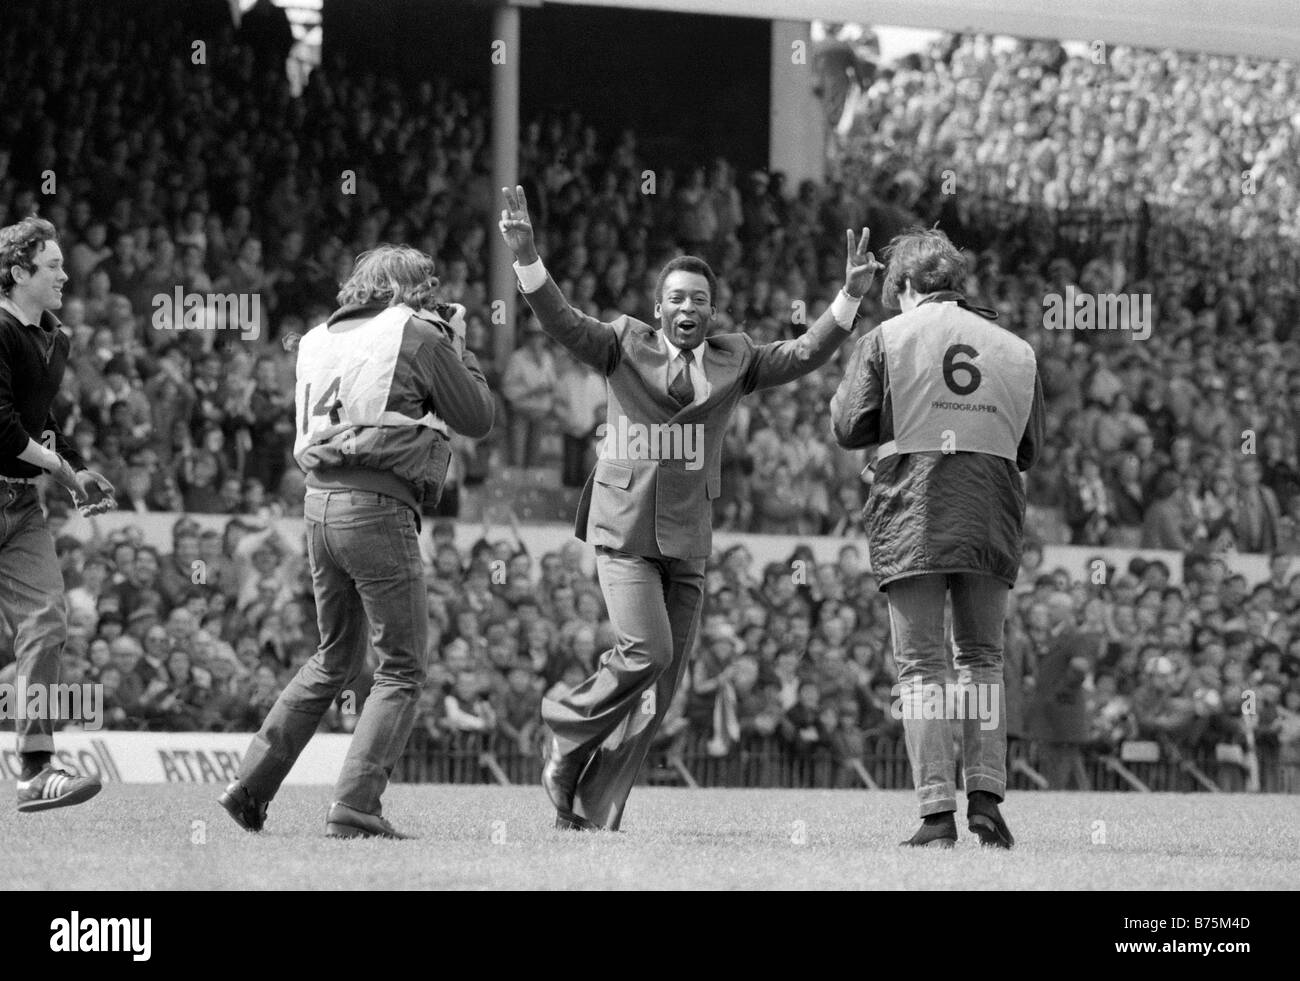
[[1, 783, 1296, 890]]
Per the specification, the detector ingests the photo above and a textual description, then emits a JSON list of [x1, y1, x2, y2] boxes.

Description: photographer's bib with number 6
[[876, 301, 1037, 463]]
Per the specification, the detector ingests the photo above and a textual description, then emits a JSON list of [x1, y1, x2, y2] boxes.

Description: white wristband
[[831, 288, 862, 330], [513, 259, 548, 294]]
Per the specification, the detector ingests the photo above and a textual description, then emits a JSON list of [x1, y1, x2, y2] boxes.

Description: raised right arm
[[516, 272, 620, 375], [500, 184, 619, 375]]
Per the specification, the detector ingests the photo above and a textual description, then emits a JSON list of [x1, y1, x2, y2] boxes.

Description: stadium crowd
[[847, 34, 1299, 234], [2, 0, 1298, 550], [2, 1, 1300, 784], [4, 512, 1298, 789]]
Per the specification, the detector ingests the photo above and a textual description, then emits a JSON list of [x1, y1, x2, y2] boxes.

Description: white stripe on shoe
[[43, 772, 70, 799]]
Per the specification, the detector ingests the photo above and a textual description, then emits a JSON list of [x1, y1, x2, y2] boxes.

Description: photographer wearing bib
[[830, 228, 1045, 849], [219, 245, 493, 839]]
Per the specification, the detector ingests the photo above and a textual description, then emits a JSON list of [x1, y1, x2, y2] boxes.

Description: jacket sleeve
[[1016, 369, 1046, 473], [0, 333, 34, 459], [830, 330, 884, 449], [417, 330, 495, 439], [743, 303, 855, 393], [520, 275, 621, 375]]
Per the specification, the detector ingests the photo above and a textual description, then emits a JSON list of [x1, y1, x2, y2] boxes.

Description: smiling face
[[655, 270, 714, 351], [12, 239, 67, 312]]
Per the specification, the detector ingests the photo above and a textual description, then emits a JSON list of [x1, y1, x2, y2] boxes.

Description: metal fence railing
[[395, 729, 1300, 794]]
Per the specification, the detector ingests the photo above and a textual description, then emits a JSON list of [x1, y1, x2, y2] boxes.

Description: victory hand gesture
[[499, 185, 539, 265], [844, 227, 884, 299]]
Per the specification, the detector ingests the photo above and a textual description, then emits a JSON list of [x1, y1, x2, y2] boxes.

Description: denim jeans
[[0, 483, 66, 754], [885, 572, 1010, 816], [239, 489, 427, 814]]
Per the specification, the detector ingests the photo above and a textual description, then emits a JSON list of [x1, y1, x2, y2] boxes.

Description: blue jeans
[[239, 490, 427, 814], [885, 573, 1009, 816], [0, 484, 65, 755]]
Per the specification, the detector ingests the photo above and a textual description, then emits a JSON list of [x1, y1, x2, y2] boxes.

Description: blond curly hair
[[337, 244, 441, 310]]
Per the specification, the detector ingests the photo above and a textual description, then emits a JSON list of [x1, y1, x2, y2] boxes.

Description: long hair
[[336, 244, 440, 310], [880, 227, 968, 309], [0, 216, 58, 296]]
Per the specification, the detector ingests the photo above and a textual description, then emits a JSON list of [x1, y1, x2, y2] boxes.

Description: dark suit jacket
[[521, 276, 856, 558]]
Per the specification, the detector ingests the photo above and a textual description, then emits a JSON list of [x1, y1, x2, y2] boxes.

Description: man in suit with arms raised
[[499, 185, 881, 830]]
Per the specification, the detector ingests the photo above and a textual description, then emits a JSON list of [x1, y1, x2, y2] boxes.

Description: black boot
[[900, 811, 957, 848], [967, 790, 1014, 849]]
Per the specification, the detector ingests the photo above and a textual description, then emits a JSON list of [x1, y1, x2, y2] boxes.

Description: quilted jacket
[[829, 294, 1046, 588]]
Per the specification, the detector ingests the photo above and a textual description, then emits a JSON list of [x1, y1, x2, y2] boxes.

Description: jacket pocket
[[593, 459, 633, 489]]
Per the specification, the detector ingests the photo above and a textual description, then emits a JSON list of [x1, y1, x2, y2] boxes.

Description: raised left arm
[[743, 228, 882, 393], [742, 303, 858, 394]]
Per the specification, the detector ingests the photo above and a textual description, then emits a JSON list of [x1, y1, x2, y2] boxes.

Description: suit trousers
[[0, 484, 66, 754], [542, 545, 705, 830], [238, 489, 427, 814]]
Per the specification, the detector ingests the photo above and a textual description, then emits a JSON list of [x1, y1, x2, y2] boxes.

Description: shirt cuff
[[830, 289, 862, 330], [513, 259, 548, 294]]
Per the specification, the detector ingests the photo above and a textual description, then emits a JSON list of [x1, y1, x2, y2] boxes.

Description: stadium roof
[[542, 0, 1300, 62]]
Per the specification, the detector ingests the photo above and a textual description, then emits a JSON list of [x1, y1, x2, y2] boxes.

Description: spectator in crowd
[[1065, 456, 1114, 546], [783, 681, 832, 765], [496, 662, 542, 754], [1234, 458, 1283, 555], [553, 349, 605, 487], [732, 654, 782, 743], [1142, 469, 1192, 550], [1025, 593, 1098, 789], [442, 668, 498, 734], [501, 321, 557, 467]]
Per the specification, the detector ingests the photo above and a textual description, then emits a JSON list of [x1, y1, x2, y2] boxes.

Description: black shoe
[[900, 812, 957, 849], [555, 810, 598, 831], [218, 781, 268, 832], [967, 792, 1014, 849], [541, 737, 589, 828], [325, 801, 412, 839]]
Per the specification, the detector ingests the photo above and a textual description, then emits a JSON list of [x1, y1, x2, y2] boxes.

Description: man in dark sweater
[[0, 217, 116, 811]]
